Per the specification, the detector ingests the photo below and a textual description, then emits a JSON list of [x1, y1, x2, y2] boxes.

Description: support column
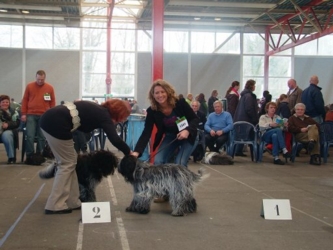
[[150, 0, 164, 163], [106, 0, 115, 99], [264, 28, 270, 91]]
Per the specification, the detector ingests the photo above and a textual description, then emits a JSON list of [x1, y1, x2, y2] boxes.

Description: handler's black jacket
[[134, 98, 199, 156]]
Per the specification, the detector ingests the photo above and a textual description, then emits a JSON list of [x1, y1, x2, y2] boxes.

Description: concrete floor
[[1, 135, 333, 250]]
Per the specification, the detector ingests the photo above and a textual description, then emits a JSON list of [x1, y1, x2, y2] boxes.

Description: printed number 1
[[93, 207, 101, 218], [275, 205, 280, 216]]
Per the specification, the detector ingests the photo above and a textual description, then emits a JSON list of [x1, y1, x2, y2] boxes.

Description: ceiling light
[[215, 17, 221, 21], [22, 10, 30, 14], [194, 17, 201, 21], [0, 9, 7, 12]]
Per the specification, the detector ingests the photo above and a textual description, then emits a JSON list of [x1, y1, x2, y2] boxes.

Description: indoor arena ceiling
[[0, 0, 332, 34]]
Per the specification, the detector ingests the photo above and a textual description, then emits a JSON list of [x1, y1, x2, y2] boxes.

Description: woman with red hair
[[39, 99, 131, 215]]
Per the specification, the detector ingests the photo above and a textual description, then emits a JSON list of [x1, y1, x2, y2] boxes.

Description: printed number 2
[[93, 207, 101, 218], [275, 205, 280, 216]]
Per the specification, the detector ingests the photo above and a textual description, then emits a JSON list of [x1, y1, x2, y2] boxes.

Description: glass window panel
[[164, 31, 188, 52], [137, 30, 151, 52], [268, 78, 289, 101], [82, 28, 107, 50], [111, 29, 135, 51], [111, 74, 135, 96], [111, 52, 135, 73], [82, 52, 106, 73], [269, 34, 292, 55], [269, 56, 291, 77], [318, 35, 333, 55], [243, 33, 264, 54], [243, 56, 264, 76], [295, 39, 317, 55], [54, 27, 80, 50], [82, 73, 107, 96], [191, 31, 214, 53], [216, 32, 240, 54], [0, 25, 23, 48], [26, 26, 52, 49]]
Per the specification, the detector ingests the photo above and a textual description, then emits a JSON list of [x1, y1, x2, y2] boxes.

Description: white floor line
[[76, 222, 84, 250], [0, 183, 45, 248], [109, 174, 130, 250], [201, 163, 333, 227]]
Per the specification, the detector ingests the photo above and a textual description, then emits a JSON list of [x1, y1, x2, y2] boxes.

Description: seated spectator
[[325, 104, 333, 122], [0, 95, 20, 164], [186, 93, 193, 105], [204, 100, 233, 153], [288, 103, 321, 165], [196, 93, 208, 116], [190, 100, 206, 130], [259, 102, 290, 165]]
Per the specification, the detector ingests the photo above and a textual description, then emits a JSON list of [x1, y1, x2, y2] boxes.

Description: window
[[191, 31, 215, 53], [243, 33, 264, 54], [216, 32, 240, 54], [26, 26, 52, 49], [0, 25, 23, 48], [54, 27, 80, 50], [164, 31, 188, 52]]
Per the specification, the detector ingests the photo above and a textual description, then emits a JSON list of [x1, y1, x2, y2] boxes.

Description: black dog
[[118, 155, 209, 216], [39, 150, 118, 202]]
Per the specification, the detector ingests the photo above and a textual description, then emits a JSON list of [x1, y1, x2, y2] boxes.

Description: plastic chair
[[320, 121, 333, 163], [230, 121, 258, 162]]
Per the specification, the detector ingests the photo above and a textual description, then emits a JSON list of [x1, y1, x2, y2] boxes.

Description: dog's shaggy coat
[[118, 155, 208, 216], [39, 150, 118, 202], [202, 152, 234, 165]]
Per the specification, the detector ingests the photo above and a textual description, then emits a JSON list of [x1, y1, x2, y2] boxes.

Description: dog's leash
[[144, 137, 178, 163]]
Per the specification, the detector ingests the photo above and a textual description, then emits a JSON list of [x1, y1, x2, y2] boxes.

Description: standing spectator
[[0, 95, 20, 163], [131, 99, 140, 114], [233, 79, 259, 156], [225, 81, 240, 118], [259, 90, 272, 116], [325, 104, 333, 122], [287, 78, 302, 114], [185, 93, 193, 105], [276, 94, 291, 119], [301, 75, 326, 124], [21, 70, 56, 164], [208, 89, 219, 114], [196, 93, 208, 116], [288, 103, 321, 165], [204, 100, 233, 153], [191, 100, 207, 130]]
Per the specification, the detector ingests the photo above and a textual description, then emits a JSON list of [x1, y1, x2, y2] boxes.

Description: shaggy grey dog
[[202, 152, 234, 165], [39, 150, 118, 202], [118, 155, 208, 216]]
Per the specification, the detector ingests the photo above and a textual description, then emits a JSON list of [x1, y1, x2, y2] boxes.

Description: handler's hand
[[131, 151, 139, 157], [177, 130, 189, 140]]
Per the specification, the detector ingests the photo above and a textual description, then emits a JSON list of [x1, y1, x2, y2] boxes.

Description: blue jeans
[[312, 116, 323, 124], [1, 130, 15, 158], [262, 128, 286, 157], [154, 133, 199, 167], [26, 115, 45, 156]]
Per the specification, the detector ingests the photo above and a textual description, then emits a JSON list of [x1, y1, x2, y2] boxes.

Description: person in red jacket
[[21, 70, 56, 164]]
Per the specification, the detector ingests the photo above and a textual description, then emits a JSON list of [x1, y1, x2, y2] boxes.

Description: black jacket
[[234, 89, 258, 125], [134, 98, 199, 156]]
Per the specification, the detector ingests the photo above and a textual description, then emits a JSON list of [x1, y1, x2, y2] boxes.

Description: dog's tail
[[197, 167, 210, 182], [39, 162, 57, 179]]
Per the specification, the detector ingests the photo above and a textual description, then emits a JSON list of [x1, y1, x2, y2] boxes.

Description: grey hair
[[191, 100, 200, 107], [213, 100, 223, 107], [294, 103, 306, 109]]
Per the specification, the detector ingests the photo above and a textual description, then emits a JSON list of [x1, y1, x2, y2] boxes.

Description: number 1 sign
[[261, 199, 292, 220], [82, 202, 111, 224]]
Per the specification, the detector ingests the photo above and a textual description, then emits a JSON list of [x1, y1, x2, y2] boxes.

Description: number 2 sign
[[82, 202, 111, 224], [261, 199, 292, 220]]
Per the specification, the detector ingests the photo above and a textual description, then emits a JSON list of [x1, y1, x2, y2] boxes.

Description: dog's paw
[[171, 212, 185, 217]]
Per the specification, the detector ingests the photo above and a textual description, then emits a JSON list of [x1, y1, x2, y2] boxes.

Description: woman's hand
[[2, 122, 8, 129], [270, 122, 278, 128], [131, 151, 139, 157], [177, 130, 190, 140]]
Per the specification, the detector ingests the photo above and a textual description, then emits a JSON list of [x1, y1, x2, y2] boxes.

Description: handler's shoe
[[45, 208, 72, 214]]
